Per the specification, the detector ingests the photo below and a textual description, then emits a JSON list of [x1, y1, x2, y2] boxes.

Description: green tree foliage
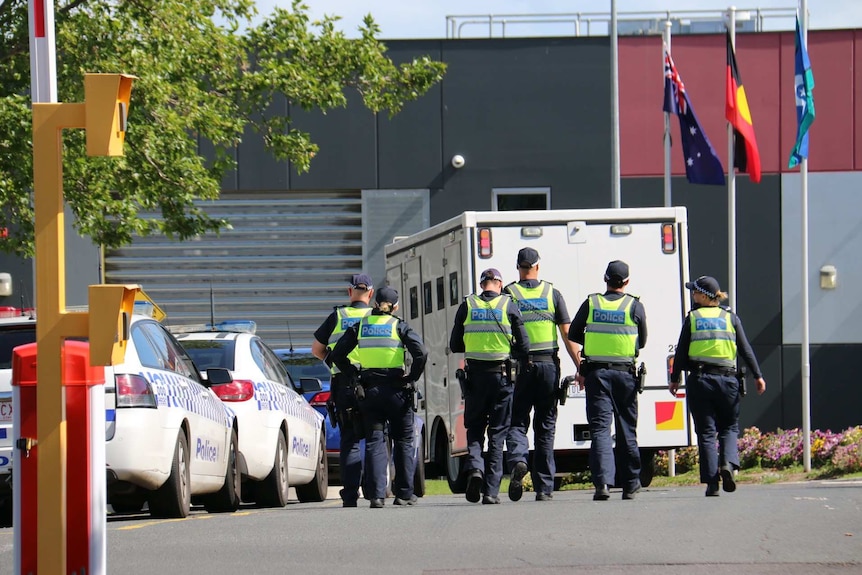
[[0, 0, 446, 257]]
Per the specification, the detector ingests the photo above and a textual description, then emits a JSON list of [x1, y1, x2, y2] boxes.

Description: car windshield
[[280, 354, 329, 381], [0, 327, 37, 369], [181, 340, 236, 371]]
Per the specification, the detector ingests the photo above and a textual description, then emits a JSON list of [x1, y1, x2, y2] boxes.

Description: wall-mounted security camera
[[451, 154, 466, 169]]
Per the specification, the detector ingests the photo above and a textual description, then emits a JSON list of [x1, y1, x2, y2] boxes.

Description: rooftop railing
[[445, 7, 797, 39]]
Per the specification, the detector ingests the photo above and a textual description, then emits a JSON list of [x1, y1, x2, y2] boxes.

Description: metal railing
[[445, 7, 797, 39]]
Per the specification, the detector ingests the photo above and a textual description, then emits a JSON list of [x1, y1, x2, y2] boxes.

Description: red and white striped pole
[[16, 3, 59, 572], [28, 0, 57, 103]]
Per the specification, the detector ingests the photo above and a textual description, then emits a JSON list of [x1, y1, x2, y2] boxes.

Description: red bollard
[[12, 341, 105, 575]]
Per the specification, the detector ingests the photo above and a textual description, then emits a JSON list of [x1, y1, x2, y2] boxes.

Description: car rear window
[[280, 355, 329, 381], [181, 340, 236, 371], [0, 327, 37, 369]]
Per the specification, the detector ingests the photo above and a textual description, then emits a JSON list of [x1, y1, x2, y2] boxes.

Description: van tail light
[[115, 374, 156, 408], [308, 390, 331, 407], [212, 379, 255, 402], [661, 223, 676, 254], [478, 228, 493, 259]]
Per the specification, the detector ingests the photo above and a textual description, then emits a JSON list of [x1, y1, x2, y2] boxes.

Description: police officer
[[568, 260, 647, 501], [504, 247, 580, 502], [311, 273, 374, 507], [449, 268, 530, 505], [669, 275, 767, 497], [330, 286, 428, 508]]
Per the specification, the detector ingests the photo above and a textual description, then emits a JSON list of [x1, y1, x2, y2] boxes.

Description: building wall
[[619, 30, 862, 177], [33, 32, 842, 431], [781, 171, 862, 345]]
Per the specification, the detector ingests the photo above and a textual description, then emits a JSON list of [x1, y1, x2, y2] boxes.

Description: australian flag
[[663, 51, 725, 185]]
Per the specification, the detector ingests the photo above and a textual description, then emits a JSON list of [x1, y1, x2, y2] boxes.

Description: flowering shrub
[[655, 426, 862, 475], [832, 427, 862, 472], [759, 428, 803, 469], [655, 446, 698, 475], [738, 426, 762, 468]]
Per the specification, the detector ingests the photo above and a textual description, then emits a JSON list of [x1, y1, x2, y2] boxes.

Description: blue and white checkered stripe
[[254, 381, 319, 426], [145, 370, 231, 427]]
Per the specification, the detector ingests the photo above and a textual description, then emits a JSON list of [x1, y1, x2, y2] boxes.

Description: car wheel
[[441, 430, 467, 494], [0, 500, 12, 527], [413, 432, 426, 498], [149, 431, 191, 518], [296, 427, 328, 503], [204, 428, 240, 513], [639, 448, 656, 488], [258, 431, 289, 508]]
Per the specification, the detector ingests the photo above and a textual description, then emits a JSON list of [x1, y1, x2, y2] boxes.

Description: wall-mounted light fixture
[[0, 273, 11, 297], [820, 265, 837, 289]]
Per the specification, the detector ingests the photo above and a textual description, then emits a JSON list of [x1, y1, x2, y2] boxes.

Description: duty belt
[[588, 361, 633, 372], [528, 353, 556, 362], [694, 364, 737, 376]]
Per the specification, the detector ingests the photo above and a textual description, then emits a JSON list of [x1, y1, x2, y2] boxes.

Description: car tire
[[441, 430, 467, 494], [639, 448, 656, 488], [0, 500, 12, 528], [204, 428, 240, 513], [258, 431, 290, 508], [413, 432, 426, 498], [149, 431, 191, 518], [296, 427, 328, 503]]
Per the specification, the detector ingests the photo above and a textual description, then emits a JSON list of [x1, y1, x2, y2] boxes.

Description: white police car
[[106, 314, 239, 518], [173, 322, 327, 506], [0, 308, 37, 525]]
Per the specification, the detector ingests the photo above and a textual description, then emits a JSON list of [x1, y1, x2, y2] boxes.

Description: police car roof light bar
[[167, 320, 257, 335]]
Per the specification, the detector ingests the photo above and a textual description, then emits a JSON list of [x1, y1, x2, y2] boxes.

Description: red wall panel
[[855, 31, 862, 170], [785, 30, 857, 171], [620, 30, 859, 177]]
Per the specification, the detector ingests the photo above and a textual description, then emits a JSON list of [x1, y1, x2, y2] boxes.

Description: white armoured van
[[384, 208, 694, 490]]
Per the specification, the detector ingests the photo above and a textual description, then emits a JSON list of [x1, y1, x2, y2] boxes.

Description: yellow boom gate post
[[30, 73, 134, 575]]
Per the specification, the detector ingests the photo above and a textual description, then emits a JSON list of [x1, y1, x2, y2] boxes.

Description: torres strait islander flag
[[725, 31, 762, 183]]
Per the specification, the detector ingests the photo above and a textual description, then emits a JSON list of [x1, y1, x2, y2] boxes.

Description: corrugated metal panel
[[104, 191, 362, 349], [362, 189, 431, 290]]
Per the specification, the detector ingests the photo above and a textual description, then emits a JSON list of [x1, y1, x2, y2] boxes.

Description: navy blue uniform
[[568, 291, 648, 493], [449, 291, 530, 499], [330, 311, 427, 502], [313, 302, 371, 505], [671, 304, 763, 485], [504, 279, 572, 497]]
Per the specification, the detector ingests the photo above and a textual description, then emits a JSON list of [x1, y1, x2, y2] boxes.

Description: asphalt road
[[1, 481, 860, 574]]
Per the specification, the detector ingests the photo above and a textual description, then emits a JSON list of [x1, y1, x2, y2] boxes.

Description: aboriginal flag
[[725, 31, 761, 183]]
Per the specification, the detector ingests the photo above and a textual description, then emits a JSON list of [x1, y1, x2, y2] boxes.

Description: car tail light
[[661, 223, 676, 254], [308, 390, 331, 407], [478, 228, 492, 259], [116, 374, 156, 408], [212, 379, 255, 402]]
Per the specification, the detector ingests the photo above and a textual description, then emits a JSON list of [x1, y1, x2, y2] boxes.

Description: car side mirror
[[299, 377, 322, 394], [206, 368, 233, 386]]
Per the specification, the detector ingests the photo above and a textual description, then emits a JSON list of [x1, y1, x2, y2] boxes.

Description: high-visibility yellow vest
[[506, 281, 557, 352], [463, 294, 512, 362], [689, 307, 737, 368], [328, 306, 372, 374], [355, 315, 404, 369], [583, 294, 638, 363]]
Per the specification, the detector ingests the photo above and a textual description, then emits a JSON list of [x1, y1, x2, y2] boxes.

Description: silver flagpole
[[611, 0, 621, 208], [663, 21, 677, 478], [800, 0, 812, 472], [727, 6, 738, 313], [663, 22, 673, 208]]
